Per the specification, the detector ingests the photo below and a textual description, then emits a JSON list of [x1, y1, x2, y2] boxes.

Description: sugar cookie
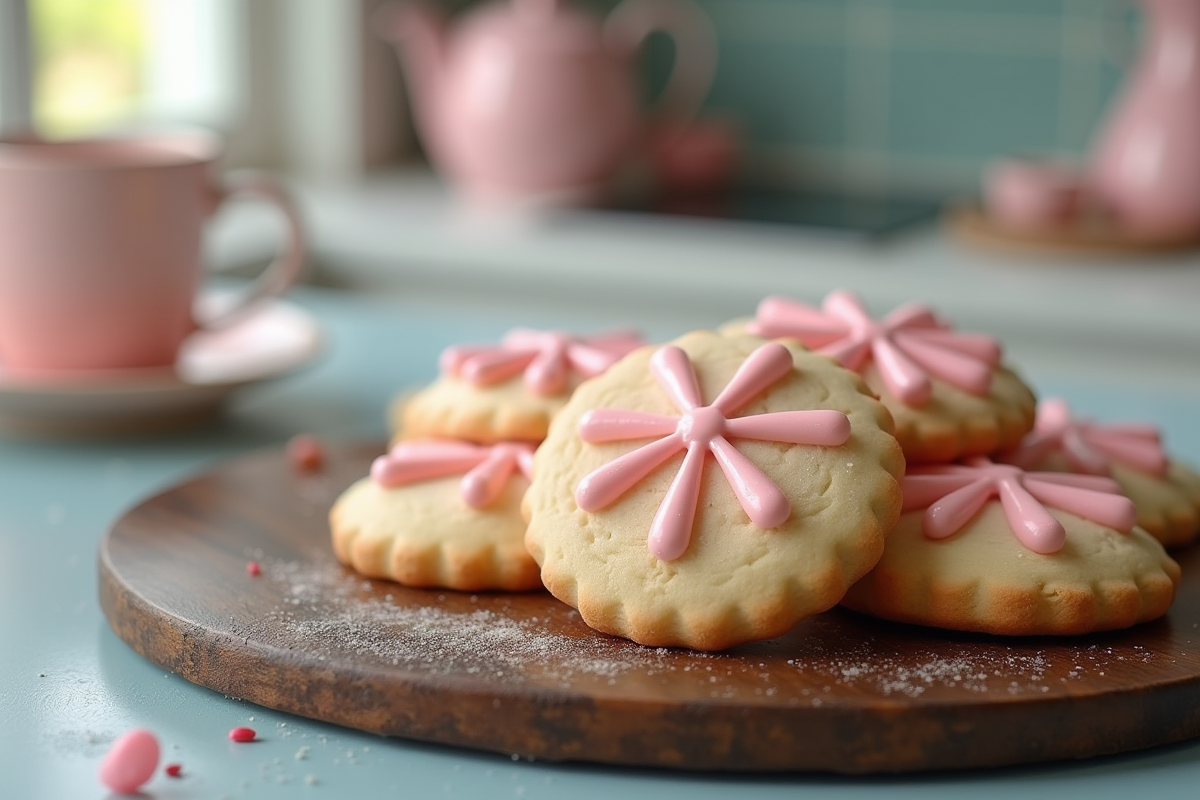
[[723, 291, 1036, 463], [398, 328, 645, 444], [523, 331, 904, 650], [331, 440, 542, 591], [999, 398, 1200, 548], [842, 458, 1181, 635]]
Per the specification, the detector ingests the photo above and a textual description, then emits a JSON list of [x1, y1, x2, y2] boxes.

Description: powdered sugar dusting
[[251, 555, 708, 687], [779, 637, 1159, 702], [243, 551, 1163, 705]]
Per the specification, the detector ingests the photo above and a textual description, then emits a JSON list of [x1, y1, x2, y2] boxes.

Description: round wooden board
[[99, 442, 1200, 774]]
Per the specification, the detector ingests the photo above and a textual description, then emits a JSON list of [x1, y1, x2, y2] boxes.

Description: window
[[0, 0, 408, 176], [0, 0, 239, 138]]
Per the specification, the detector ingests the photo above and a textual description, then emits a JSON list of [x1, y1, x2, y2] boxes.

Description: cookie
[[523, 331, 905, 650], [722, 291, 1036, 463], [330, 440, 542, 591], [842, 457, 1181, 635], [399, 328, 645, 444], [1000, 398, 1200, 548]]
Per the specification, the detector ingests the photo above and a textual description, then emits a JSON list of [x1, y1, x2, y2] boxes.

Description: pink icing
[[440, 328, 645, 396], [747, 290, 1001, 407], [1001, 397, 1167, 476], [575, 342, 852, 561], [371, 440, 535, 509], [902, 457, 1137, 554]]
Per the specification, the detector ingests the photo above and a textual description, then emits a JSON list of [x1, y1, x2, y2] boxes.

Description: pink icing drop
[[372, 440, 535, 509], [748, 295, 845, 346], [440, 328, 645, 397], [709, 435, 791, 529], [903, 457, 1137, 554], [746, 290, 1001, 407], [574, 342, 851, 561], [651, 346, 704, 411], [576, 434, 683, 512], [579, 408, 679, 442], [1003, 397, 1168, 476], [649, 443, 706, 561]]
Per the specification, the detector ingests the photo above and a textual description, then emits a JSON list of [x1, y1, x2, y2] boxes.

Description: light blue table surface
[[2, 285, 1199, 800]]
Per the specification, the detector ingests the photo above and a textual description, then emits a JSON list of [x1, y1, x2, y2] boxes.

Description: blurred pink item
[[378, 0, 716, 206], [651, 117, 740, 194], [1090, 0, 1200, 239], [983, 158, 1084, 231], [0, 132, 305, 376]]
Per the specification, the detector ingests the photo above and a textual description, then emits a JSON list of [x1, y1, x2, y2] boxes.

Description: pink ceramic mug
[[983, 157, 1083, 231], [0, 131, 305, 375]]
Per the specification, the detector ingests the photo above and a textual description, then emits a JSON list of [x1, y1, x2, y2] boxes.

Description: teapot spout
[[375, 2, 448, 131]]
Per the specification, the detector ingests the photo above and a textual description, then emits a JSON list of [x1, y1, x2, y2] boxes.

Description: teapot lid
[[463, 0, 607, 54]]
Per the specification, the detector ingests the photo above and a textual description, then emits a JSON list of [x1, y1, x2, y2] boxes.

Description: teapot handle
[[604, 0, 717, 136]]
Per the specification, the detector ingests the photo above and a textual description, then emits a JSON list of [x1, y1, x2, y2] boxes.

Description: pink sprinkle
[[228, 726, 257, 743], [287, 434, 325, 472], [164, 763, 183, 778], [99, 728, 160, 794], [246, 561, 262, 577]]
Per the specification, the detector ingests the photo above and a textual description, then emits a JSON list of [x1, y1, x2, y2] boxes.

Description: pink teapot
[[378, 0, 716, 205]]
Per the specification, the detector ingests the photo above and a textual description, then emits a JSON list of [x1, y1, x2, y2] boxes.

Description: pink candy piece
[[228, 726, 257, 743], [287, 434, 325, 472], [246, 561, 262, 577], [164, 763, 183, 778], [99, 728, 160, 794]]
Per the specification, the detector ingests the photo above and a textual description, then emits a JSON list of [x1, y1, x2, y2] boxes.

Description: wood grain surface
[[945, 204, 1200, 257], [98, 441, 1200, 773]]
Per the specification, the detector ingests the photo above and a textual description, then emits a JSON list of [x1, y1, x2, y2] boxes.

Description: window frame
[[0, 0, 34, 133]]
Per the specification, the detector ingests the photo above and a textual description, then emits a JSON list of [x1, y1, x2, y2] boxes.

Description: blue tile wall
[[692, 0, 1134, 193]]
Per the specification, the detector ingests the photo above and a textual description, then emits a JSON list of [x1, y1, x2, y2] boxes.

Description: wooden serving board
[[99, 442, 1200, 774], [945, 204, 1200, 256]]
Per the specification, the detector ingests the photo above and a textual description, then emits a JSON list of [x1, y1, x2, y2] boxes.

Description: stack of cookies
[[330, 291, 1195, 650]]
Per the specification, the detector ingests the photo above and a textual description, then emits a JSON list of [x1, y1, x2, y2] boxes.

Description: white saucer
[[0, 294, 322, 437]]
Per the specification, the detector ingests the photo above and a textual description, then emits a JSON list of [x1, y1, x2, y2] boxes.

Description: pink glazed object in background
[[983, 158, 1083, 231], [378, 0, 716, 206], [1090, 0, 1200, 239], [0, 132, 305, 376]]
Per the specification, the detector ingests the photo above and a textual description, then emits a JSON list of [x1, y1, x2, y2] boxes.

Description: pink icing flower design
[[1001, 398, 1167, 476], [574, 342, 852, 561], [902, 457, 1138, 554], [440, 328, 645, 397], [746, 290, 1001, 406], [371, 440, 535, 509]]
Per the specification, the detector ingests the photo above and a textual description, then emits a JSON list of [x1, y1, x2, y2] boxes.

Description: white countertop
[[210, 168, 1200, 394]]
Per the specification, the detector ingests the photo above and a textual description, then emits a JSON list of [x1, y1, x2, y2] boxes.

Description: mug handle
[[603, 0, 718, 135], [196, 170, 306, 331]]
